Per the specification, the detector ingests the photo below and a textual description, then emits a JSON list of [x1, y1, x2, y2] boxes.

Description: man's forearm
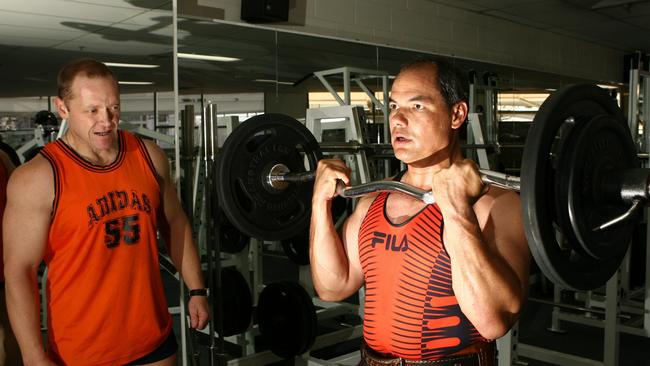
[[5, 268, 48, 362], [443, 211, 523, 337], [309, 202, 351, 300], [167, 218, 205, 290]]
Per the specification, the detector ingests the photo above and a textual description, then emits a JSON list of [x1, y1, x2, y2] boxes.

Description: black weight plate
[[330, 195, 349, 222], [220, 218, 250, 254], [257, 281, 317, 358], [566, 114, 637, 259], [216, 114, 322, 241], [281, 196, 349, 265], [218, 267, 253, 336], [553, 116, 595, 259], [281, 228, 310, 265], [0, 140, 21, 166], [520, 84, 631, 291]]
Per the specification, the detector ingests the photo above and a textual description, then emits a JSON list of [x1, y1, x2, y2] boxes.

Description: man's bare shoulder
[[139, 138, 168, 176], [479, 185, 520, 207], [8, 155, 54, 199], [474, 185, 521, 224]]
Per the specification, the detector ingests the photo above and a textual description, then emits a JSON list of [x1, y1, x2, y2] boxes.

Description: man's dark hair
[[398, 57, 468, 109], [57, 58, 118, 101]]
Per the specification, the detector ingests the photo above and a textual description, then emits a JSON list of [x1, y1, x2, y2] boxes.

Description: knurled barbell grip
[[336, 172, 521, 204], [336, 180, 436, 204]]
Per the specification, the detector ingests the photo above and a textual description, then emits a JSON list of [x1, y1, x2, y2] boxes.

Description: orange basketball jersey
[[40, 131, 171, 365], [358, 191, 486, 360]]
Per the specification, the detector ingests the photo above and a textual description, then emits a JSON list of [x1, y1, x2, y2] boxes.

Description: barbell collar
[[267, 164, 316, 190], [600, 168, 650, 205]]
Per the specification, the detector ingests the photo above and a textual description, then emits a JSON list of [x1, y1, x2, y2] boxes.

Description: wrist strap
[[189, 288, 208, 297]]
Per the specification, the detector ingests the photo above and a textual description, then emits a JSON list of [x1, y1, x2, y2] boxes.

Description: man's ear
[[54, 97, 69, 119], [450, 101, 468, 130]]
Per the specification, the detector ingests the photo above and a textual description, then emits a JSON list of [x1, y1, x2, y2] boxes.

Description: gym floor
[[159, 251, 650, 366]]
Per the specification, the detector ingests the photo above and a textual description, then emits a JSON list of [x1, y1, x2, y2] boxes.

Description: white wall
[[200, 0, 624, 83]]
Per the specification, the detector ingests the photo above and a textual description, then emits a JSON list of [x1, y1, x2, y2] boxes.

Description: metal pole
[[153, 91, 158, 132], [603, 270, 620, 366], [181, 105, 195, 216], [171, 2, 187, 365], [204, 103, 225, 366]]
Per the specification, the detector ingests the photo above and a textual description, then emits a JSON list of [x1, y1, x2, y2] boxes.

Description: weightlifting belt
[[360, 341, 495, 366]]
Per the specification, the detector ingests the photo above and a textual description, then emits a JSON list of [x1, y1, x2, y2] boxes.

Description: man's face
[[56, 75, 120, 152], [388, 65, 462, 167]]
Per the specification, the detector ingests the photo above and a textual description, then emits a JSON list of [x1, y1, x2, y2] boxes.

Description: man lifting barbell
[[310, 59, 531, 365], [215, 56, 643, 360]]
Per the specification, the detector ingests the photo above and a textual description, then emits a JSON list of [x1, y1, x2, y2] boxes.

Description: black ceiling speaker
[[241, 0, 289, 23]]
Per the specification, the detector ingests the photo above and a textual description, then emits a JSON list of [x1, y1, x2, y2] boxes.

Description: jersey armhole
[[39, 148, 60, 220], [134, 136, 162, 191]]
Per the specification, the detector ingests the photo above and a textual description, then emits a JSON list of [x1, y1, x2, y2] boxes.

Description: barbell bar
[[215, 84, 646, 291], [267, 164, 521, 204], [267, 163, 649, 231]]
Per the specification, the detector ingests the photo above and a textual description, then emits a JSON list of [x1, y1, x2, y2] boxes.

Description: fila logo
[[370, 231, 409, 252]]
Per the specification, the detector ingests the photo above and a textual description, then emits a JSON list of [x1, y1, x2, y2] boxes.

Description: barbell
[[216, 84, 648, 291]]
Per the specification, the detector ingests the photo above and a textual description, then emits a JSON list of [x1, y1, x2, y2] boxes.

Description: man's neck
[[61, 133, 119, 166], [401, 147, 464, 190]]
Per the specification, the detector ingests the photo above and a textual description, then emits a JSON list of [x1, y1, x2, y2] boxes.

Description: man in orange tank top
[[3, 59, 209, 365], [310, 59, 531, 365]]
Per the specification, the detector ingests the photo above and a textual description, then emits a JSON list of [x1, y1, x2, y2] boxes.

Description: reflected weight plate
[[520, 84, 635, 291], [218, 267, 253, 336], [216, 114, 322, 241], [257, 281, 317, 358], [219, 213, 250, 254]]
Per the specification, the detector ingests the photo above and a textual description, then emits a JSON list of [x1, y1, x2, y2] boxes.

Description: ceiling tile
[[484, 9, 552, 29], [625, 14, 650, 29], [0, 0, 152, 24]]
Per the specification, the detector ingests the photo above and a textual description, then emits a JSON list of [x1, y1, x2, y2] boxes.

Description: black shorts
[[125, 330, 178, 365]]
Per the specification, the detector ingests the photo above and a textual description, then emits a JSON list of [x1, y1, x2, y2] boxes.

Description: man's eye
[[414, 104, 424, 111], [388, 103, 398, 110]]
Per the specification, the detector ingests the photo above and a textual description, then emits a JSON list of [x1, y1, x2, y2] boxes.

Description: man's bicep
[[4, 168, 52, 268], [490, 193, 530, 288], [340, 197, 373, 292]]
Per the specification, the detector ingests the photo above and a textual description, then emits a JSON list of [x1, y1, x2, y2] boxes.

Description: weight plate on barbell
[[257, 281, 318, 358], [521, 84, 634, 291], [565, 114, 638, 260], [216, 114, 322, 241]]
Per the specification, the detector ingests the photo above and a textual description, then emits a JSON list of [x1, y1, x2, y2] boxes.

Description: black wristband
[[189, 288, 209, 297]]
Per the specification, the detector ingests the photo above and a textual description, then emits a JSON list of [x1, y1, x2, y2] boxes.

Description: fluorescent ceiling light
[[597, 84, 620, 90], [118, 81, 155, 85], [254, 79, 293, 85], [104, 62, 159, 69], [178, 53, 241, 62]]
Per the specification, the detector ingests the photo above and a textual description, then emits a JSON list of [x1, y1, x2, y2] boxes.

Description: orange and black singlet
[[358, 183, 486, 360], [40, 131, 171, 365]]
